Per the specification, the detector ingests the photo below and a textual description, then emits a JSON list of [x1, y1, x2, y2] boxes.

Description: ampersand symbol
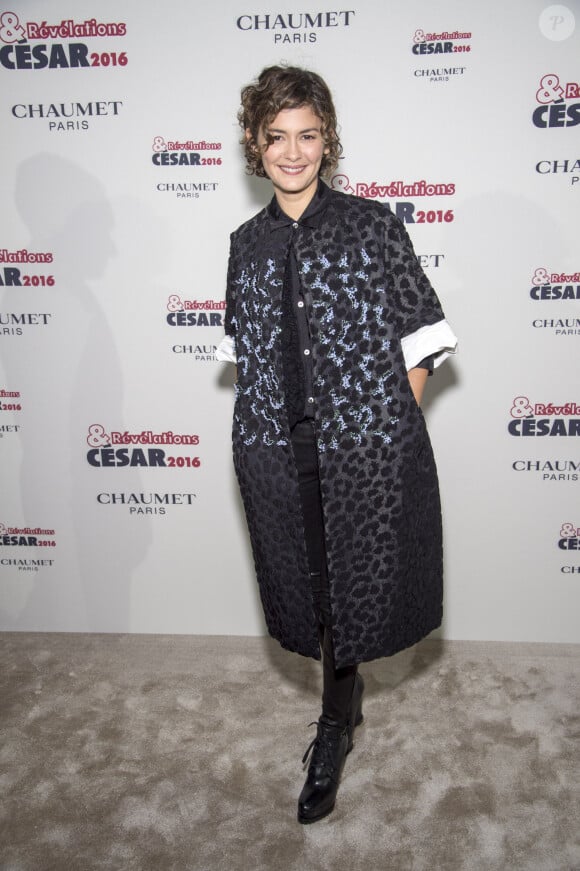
[[510, 396, 534, 418], [560, 522, 576, 538], [152, 136, 166, 152], [87, 424, 109, 447], [330, 174, 354, 194], [167, 294, 183, 312], [532, 267, 550, 285], [413, 28, 425, 44], [536, 74, 564, 104], [0, 12, 26, 43]]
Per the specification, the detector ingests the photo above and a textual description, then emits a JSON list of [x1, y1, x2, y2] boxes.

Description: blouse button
[[297, 300, 304, 308], [303, 349, 310, 356], [293, 222, 299, 229]]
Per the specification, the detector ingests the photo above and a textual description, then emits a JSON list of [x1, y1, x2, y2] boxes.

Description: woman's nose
[[283, 138, 300, 160]]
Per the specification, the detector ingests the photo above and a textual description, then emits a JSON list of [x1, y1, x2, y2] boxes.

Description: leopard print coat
[[226, 187, 446, 668]]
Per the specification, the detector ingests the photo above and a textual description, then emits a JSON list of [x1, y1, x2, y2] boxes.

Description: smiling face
[[255, 105, 329, 217]]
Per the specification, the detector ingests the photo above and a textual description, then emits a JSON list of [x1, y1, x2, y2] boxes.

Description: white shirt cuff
[[401, 319, 458, 371], [215, 334, 237, 363]]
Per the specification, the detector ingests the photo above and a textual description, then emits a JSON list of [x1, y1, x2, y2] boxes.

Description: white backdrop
[[1, 0, 579, 643]]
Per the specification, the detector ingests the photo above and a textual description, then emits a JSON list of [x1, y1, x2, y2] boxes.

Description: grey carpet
[[0, 633, 579, 871]]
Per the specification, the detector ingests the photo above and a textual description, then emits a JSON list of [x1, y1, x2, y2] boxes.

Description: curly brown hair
[[239, 65, 342, 178]]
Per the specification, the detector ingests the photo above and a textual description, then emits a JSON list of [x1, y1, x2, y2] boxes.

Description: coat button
[[293, 222, 299, 229], [307, 397, 314, 404], [297, 300, 304, 308], [303, 349, 310, 356]]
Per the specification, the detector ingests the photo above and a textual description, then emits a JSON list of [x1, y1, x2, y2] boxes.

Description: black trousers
[[290, 419, 357, 724]]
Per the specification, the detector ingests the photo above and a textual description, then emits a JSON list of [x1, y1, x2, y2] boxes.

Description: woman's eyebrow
[[267, 127, 320, 134]]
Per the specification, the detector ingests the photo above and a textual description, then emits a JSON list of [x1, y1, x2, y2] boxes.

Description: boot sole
[[298, 803, 336, 824]]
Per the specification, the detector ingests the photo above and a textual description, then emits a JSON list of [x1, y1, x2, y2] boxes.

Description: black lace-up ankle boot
[[297, 715, 350, 824]]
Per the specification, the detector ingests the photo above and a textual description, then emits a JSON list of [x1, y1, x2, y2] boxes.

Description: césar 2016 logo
[[151, 136, 222, 167], [411, 27, 471, 54], [86, 424, 201, 468], [0, 521, 55, 548], [0, 248, 55, 288], [558, 522, 580, 551], [0, 10, 127, 70], [508, 397, 580, 437], [0, 388, 21, 411], [532, 74, 580, 128], [330, 174, 455, 225], [166, 295, 225, 327], [529, 267, 580, 301]]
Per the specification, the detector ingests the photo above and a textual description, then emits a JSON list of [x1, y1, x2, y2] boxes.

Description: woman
[[216, 65, 457, 824]]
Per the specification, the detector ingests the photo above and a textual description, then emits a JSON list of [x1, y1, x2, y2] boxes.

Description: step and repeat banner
[[1, 0, 578, 642]]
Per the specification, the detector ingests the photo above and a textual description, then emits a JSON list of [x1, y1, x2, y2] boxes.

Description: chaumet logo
[[235, 10, 355, 44]]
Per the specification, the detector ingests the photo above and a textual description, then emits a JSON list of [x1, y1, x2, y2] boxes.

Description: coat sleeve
[[385, 212, 457, 370], [215, 234, 237, 363]]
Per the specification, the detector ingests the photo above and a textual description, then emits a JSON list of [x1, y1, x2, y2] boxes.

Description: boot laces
[[301, 719, 347, 771]]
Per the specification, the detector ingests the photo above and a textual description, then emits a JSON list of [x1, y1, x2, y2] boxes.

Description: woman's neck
[[273, 180, 318, 221]]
